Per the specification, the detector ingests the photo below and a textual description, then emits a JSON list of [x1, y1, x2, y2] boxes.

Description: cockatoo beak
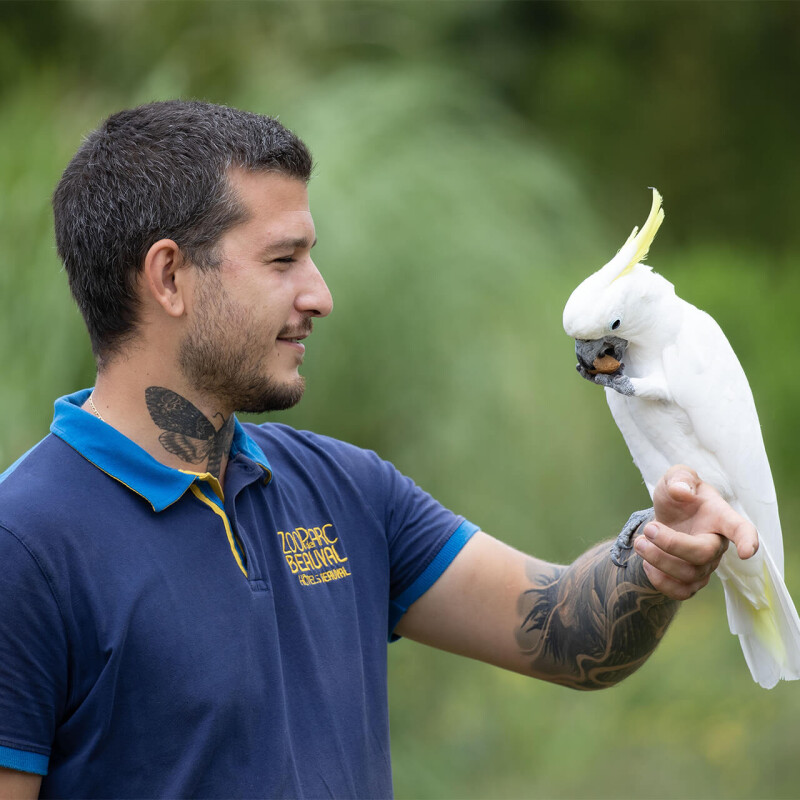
[[574, 336, 628, 374]]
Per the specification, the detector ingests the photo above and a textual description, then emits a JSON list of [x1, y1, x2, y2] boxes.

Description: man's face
[[178, 169, 333, 414]]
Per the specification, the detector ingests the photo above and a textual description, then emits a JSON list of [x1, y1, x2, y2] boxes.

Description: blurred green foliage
[[2, 2, 799, 798]]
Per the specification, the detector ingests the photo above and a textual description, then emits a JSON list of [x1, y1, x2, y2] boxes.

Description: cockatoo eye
[[611, 319, 621, 331]]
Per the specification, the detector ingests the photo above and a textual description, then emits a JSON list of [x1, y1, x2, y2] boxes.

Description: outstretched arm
[[395, 467, 757, 689]]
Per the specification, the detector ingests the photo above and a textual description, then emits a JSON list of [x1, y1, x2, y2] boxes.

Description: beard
[[178, 274, 306, 414]]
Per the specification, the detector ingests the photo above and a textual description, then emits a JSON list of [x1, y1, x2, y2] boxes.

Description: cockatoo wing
[[663, 299, 783, 571]]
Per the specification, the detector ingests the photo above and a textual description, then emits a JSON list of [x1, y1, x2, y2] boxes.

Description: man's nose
[[297, 259, 333, 318]]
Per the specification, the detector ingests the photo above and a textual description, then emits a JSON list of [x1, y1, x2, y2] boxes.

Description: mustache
[[277, 320, 313, 339]]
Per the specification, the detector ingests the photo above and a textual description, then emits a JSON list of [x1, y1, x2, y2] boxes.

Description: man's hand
[[633, 465, 759, 600]]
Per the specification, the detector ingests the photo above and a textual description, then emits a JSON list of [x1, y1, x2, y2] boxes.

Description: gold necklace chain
[[87, 393, 106, 422]]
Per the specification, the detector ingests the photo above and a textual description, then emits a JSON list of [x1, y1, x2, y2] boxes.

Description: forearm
[[516, 541, 679, 690]]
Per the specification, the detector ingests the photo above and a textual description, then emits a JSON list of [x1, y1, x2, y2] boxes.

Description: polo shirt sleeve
[[367, 456, 479, 637], [0, 524, 68, 775]]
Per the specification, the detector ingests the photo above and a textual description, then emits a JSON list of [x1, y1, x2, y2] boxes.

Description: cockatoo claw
[[597, 372, 635, 396], [610, 507, 655, 567], [576, 363, 635, 396]]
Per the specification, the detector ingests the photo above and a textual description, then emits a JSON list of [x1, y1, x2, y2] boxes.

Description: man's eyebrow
[[262, 236, 317, 253]]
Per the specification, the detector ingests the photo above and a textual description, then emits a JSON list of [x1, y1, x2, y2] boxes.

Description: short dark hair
[[52, 100, 313, 363]]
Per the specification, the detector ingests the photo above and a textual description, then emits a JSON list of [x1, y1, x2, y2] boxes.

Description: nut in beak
[[588, 354, 621, 375]]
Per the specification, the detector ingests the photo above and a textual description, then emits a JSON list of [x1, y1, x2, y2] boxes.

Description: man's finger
[[641, 522, 729, 566], [640, 560, 710, 602], [707, 500, 759, 560], [634, 534, 719, 583], [665, 466, 700, 499], [659, 465, 701, 510]]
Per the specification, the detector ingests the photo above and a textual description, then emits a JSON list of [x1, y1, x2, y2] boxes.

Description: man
[[0, 101, 757, 799]]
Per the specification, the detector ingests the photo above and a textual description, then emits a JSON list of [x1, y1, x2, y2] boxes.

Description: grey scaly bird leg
[[575, 363, 635, 396], [611, 507, 655, 567]]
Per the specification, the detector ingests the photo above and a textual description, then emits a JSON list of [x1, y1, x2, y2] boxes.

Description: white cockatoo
[[563, 188, 800, 688]]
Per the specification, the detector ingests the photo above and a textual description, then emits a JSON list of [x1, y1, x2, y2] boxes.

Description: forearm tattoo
[[145, 386, 235, 479], [516, 543, 679, 690]]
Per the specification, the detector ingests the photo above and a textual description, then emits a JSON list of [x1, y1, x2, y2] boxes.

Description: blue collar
[[50, 389, 272, 512]]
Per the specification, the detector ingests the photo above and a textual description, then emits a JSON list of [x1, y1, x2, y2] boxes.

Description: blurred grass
[[2, 2, 800, 798]]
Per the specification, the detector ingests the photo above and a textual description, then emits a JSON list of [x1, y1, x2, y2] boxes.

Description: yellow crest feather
[[612, 188, 664, 282]]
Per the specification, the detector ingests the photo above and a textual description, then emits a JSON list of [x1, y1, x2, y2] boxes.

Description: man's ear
[[143, 239, 189, 318]]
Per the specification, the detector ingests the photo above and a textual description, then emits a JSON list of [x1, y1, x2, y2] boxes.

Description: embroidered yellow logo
[[276, 524, 352, 587]]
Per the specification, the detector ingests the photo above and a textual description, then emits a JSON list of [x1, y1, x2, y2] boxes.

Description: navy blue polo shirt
[[0, 389, 477, 798]]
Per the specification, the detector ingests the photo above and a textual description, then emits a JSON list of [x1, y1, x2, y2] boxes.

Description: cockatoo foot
[[575, 363, 635, 396], [610, 507, 655, 567]]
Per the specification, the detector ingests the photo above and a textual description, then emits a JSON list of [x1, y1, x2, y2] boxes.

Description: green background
[[2, 2, 799, 797]]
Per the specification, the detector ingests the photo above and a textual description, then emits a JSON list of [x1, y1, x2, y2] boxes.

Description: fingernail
[[644, 523, 658, 540], [672, 480, 693, 495]]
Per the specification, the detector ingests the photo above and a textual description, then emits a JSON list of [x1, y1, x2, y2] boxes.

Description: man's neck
[[86, 371, 236, 486], [144, 385, 235, 481]]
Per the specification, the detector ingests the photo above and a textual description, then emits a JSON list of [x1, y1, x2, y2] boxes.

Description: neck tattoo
[[88, 393, 106, 422], [144, 386, 235, 479]]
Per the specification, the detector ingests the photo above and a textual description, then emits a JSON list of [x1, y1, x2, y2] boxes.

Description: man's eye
[[273, 256, 295, 264]]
